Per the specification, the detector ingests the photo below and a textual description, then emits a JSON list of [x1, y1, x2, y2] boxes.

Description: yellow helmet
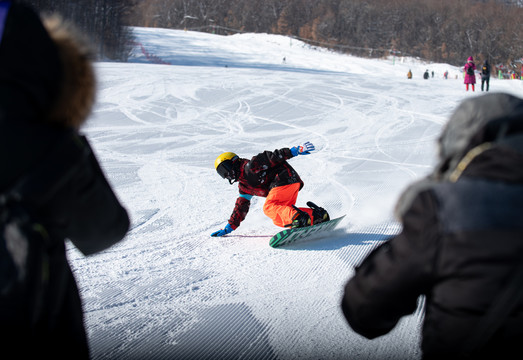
[[214, 152, 237, 169], [214, 152, 239, 183]]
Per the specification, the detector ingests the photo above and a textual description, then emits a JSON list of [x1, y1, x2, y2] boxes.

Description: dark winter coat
[[0, 3, 129, 358], [228, 148, 302, 229], [341, 93, 523, 359], [481, 61, 491, 79]]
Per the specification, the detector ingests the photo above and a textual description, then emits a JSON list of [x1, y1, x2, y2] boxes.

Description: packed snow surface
[[70, 27, 523, 359]]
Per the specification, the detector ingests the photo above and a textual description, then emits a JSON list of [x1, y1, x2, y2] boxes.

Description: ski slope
[[69, 27, 523, 359]]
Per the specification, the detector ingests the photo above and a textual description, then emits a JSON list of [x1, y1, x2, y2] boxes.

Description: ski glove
[[211, 223, 233, 237], [290, 141, 315, 156]]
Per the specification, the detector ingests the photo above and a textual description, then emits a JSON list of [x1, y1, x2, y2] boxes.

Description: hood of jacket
[[0, 3, 95, 129], [395, 93, 523, 218], [436, 93, 523, 178], [43, 15, 96, 129]]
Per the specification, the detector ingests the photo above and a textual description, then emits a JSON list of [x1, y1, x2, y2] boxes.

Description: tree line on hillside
[[22, 0, 135, 61], [129, 0, 523, 70], [23, 0, 523, 71]]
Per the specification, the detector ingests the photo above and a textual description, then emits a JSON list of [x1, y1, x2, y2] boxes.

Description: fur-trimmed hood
[[0, 3, 95, 129], [395, 93, 523, 219], [43, 15, 96, 129]]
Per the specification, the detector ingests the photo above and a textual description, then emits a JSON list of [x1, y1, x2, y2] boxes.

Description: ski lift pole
[[391, 49, 400, 65], [392, 49, 395, 65]]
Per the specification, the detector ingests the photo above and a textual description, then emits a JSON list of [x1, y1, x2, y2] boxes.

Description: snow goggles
[[216, 159, 236, 180], [0, 1, 10, 45]]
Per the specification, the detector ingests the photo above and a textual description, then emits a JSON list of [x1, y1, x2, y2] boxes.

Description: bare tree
[[22, 0, 136, 61], [121, 0, 523, 68]]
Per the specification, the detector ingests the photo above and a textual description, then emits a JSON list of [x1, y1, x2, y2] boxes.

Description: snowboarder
[[464, 56, 476, 91], [481, 59, 491, 91], [211, 142, 329, 237]]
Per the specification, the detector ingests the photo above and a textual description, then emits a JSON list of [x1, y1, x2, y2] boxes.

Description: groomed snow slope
[[68, 27, 523, 359]]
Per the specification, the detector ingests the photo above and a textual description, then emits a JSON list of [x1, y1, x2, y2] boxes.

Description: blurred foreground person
[[0, 2, 129, 358], [341, 93, 523, 359]]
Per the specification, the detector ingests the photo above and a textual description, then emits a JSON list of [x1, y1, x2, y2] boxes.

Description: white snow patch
[[69, 27, 523, 359]]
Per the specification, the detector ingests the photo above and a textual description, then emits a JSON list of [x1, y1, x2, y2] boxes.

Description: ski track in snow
[[65, 28, 523, 359]]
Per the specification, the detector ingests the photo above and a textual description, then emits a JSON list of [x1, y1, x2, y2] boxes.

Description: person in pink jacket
[[464, 56, 476, 91]]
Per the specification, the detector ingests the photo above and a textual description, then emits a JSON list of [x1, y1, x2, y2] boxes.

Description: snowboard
[[269, 215, 346, 248]]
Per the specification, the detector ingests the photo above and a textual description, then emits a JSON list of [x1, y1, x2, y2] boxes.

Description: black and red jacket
[[228, 148, 303, 229]]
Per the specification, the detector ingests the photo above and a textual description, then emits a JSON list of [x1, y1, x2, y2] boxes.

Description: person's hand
[[211, 223, 233, 237], [290, 141, 315, 156]]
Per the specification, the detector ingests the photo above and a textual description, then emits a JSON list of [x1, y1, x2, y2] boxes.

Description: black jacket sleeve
[[63, 139, 130, 255], [341, 190, 439, 338], [246, 148, 293, 174], [32, 134, 130, 256]]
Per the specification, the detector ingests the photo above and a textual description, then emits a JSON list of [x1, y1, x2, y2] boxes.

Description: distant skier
[[407, 69, 412, 79], [481, 60, 491, 91], [423, 70, 429, 79], [211, 142, 330, 237], [464, 56, 476, 91]]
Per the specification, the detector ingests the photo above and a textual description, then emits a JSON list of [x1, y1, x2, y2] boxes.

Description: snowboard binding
[[285, 206, 312, 228], [307, 201, 330, 225]]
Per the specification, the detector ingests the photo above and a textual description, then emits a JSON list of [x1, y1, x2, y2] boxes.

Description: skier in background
[[481, 59, 491, 91], [407, 69, 412, 79], [464, 56, 476, 91], [211, 142, 330, 237], [423, 70, 429, 79]]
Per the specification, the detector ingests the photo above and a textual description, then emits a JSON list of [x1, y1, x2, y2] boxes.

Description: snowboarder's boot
[[307, 201, 330, 225], [290, 210, 311, 228]]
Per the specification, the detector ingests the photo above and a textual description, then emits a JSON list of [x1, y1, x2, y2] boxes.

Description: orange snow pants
[[263, 183, 313, 228]]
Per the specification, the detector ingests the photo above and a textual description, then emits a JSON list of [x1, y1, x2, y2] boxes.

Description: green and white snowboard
[[269, 215, 346, 248]]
